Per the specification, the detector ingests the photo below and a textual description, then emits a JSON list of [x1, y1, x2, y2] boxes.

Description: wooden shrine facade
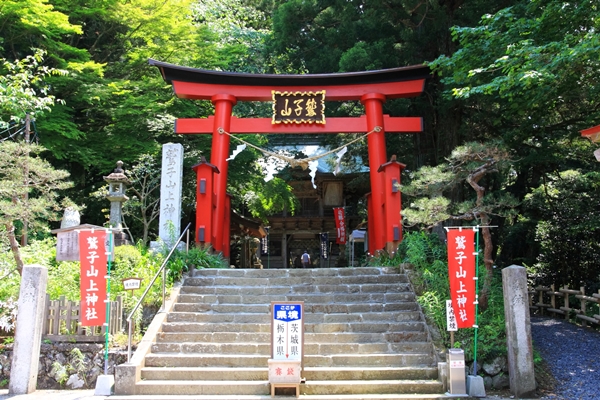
[[150, 59, 430, 259]]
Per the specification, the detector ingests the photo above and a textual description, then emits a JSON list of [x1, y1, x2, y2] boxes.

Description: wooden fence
[[42, 295, 123, 342], [529, 284, 600, 327]]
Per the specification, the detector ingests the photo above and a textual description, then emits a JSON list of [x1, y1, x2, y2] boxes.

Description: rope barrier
[[217, 126, 382, 170]]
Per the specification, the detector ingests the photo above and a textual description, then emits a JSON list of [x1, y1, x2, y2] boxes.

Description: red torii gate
[[150, 59, 430, 259]]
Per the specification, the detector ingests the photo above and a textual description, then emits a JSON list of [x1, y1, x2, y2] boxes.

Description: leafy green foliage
[[0, 141, 73, 273], [402, 141, 518, 227], [0, 0, 82, 62], [267, 0, 466, 73], [0, 50, 66, 129], [242, 177, 298, 221], [122, 154, 161, 245], [426, 0, 600, 279], [167, 246, 228, 280], [0, 298, 18, 334], [526, 170, 600, 289]]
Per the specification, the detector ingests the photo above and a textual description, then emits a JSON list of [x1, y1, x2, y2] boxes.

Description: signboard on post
[[122, 277, 142, 292], [446, 300, 458, 332], [269, 301, 304, 397]]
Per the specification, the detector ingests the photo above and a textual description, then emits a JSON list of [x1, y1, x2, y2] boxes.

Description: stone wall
[[0, 343, 127, 390], [469, 356, 510, 390]]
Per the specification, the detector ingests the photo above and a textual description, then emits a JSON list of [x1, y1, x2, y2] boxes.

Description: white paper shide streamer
[[309, 160, 319, 188], [226, 144, 247, 161], [333, 146, 348, 176], [264, 162, 279, 182]]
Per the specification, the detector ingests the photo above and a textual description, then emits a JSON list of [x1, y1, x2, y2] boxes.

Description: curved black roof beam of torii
[[148, 59, 431, 134]]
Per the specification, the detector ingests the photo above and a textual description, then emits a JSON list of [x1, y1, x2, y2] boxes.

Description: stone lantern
[[104, 161, 131, 246]]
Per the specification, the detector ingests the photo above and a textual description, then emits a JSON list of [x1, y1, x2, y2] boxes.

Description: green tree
[[402, 141, 518, 307], [0, 50, 65, 129], [0, 52, 73, 274], [0, 141, 72, 274], [429, 0, 600, 269], [526, 170, 600, 288], [124, 154, 161, 245]]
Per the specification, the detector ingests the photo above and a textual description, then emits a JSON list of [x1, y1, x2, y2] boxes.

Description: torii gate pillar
[[210, 94, 236, 254], [362, 93, 387, 253], [378, 155, 406, 255]]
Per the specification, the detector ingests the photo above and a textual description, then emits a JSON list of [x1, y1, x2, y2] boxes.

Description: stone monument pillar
[[60, 207, 80, 229], [158, 143, 184, 247], [9, 264, 48, 394], [104, 161, 131, 246], [502, 265, 536, 398]]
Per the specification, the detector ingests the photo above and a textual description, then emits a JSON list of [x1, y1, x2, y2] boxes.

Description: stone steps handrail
[[126, 222, 191, 361]]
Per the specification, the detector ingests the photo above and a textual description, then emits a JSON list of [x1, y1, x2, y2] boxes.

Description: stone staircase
[[113, 267, 446, 399]]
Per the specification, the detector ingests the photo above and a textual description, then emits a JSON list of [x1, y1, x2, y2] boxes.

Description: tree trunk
[[467, 162, 496, 310], [6, 222, 25, 275]]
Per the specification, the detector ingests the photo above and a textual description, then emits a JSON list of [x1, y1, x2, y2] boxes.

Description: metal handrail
[[126, 222, 191, 361]]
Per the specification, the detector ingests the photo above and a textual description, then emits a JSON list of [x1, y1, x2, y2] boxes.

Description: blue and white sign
[[272, 302, 304, 361]]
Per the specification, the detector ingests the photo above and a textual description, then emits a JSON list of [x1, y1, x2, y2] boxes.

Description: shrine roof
[[149, 59, 431, 87]]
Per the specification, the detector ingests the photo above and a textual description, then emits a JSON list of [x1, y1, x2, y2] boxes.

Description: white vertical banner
[[446, 299, 458, 332], [158, 143, 184, 245]]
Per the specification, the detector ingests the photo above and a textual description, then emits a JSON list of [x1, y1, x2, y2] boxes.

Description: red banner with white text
[[333, 207, 346, 244], [447, 229, 476, 328], [79, 230, 107, 327]]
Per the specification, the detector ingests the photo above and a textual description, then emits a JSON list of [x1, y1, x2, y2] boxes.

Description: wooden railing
[[529, 285, 600, 327], [42, 294, 123, 342]]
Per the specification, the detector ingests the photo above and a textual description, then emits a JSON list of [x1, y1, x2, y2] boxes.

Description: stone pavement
[[0, 389, 106, 400], [0, 389, 522, 400]]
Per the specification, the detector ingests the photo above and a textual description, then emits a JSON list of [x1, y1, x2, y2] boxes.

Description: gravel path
[[531, 317, 600, 400]]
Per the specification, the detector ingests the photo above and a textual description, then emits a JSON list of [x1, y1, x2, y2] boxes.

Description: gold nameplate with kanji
[[272, 90, 326, 124]]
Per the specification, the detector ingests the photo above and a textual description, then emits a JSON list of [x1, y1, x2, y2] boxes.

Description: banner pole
[[473, 226, 480, 375], [104, 230, 113, 375]]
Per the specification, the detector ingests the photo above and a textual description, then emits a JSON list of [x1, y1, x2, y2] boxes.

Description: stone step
[[144, 353, 434, 368], [179, 284, 415, 296], [140, 366, 439, 381], [134, 380, 269, 396], [144, 354, 270, 368], [301, 380, 444, 395], [183, 274, 408, 287], [173, 301, 419, 313], [303, 366, 439, 381], [304, 353, 435, 368], [166, 310, 423, 324], [118, 267, 442, 399], [155, 331, 429, 344], [150, 341, 434, 355], [190, 267, 402, 278], [125, 379, 443, 396], [141, 366, 267, 381], [110, 395, 448, 400], [160, 321, 428, 334], [176, 292, 415, 304]]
